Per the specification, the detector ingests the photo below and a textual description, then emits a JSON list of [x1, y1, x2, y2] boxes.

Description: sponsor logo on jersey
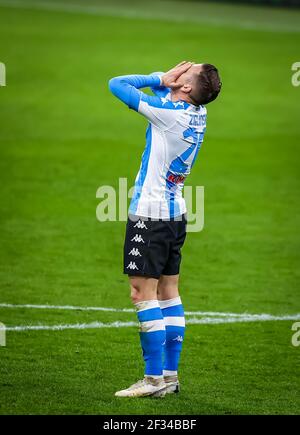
[[167, 173, 186, 185]]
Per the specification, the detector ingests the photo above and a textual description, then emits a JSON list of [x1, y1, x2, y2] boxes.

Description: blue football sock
[[159, 297, 185, 376], [135, 300, 166, 377]]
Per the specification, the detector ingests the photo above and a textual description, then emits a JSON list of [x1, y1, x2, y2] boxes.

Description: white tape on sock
[[159, 297, 182, 309]]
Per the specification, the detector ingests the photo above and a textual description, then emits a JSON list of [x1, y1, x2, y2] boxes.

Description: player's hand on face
[[161, 61, 194, 89]]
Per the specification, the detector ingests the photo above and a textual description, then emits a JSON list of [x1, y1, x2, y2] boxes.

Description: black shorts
[[123, 214, 187, 279]]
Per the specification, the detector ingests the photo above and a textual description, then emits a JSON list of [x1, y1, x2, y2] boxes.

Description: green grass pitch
[[0, 0, 300, 415]]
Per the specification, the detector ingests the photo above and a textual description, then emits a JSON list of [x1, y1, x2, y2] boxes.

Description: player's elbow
[[108, 76, 133, 107], [108, 77, 121, 96]]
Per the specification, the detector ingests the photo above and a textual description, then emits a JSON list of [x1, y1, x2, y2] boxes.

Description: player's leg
[[154, 215, 187, 396], [157, 274, 179, 299], [115, 216, 173, 397], [157, 274, 185, 395], [115, 276, 166, 397], [130, 276, 166, 379]]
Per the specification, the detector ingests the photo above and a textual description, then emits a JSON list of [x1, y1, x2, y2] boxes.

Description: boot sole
[[151, 383, 180, 398]]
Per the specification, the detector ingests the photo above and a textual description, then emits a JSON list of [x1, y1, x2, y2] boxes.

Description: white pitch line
[[0, 302, 134, 313], [187, 314, 300, 324], [0, 302, 270, 318], [1, 313, 300, 332], [2, 321, 138, 332]]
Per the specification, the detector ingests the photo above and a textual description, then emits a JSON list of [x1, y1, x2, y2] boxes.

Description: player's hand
[[161, 61, 193, 89]]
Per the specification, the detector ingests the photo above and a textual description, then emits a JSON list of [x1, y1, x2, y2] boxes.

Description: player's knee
[[130, 280, 146, 303], [130, 281, 156, 304], [130, 286, 142, 304]]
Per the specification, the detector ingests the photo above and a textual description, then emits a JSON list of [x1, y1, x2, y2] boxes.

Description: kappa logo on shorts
[[134, 220, 148, 230], [131, 234, 145, 243], [129, 248, 142, 257], [126, 261, 139, 270]]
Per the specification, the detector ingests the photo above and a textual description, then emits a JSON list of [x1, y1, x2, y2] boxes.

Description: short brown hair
[[194, 64, 221, 105]]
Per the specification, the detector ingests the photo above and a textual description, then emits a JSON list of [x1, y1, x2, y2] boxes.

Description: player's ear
[[181, 83, 192, 94]]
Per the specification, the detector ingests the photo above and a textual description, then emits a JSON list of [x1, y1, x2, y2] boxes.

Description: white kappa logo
[[126, 261, 139, 270], [174, 101, 184, 108], [173, 335, 183, 342], [131, 234, 145, 243], [134, 220, 148, 230], [129, 248, 142, 257]]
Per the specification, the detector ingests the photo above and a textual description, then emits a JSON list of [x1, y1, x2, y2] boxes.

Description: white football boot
[[151, 375, 180, 397], [115, 376, 166, 398]]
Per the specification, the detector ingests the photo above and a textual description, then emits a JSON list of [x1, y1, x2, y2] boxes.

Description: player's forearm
[[108, 74, 161, 110], [149, 71, 165, 91], [150, 72, 170, 98]]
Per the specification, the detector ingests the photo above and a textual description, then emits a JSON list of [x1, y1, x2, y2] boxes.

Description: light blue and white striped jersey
[[109, 73, 207, 219]]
